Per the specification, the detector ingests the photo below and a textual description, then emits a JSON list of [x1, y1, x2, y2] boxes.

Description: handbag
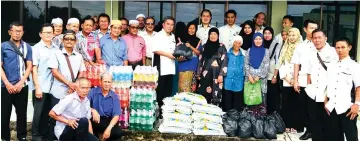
[[173, 43, 193, 60], [244, 80, 263, 106]]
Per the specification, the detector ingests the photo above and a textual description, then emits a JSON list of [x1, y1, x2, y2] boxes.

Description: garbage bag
[[173, 44, 193, 60], [264, 115, 277, 139], [251, 115, 266, 139], [272, 111, 285, 133], [227, 109, 240, 120], [237, 113, 252, 138], [222, 114, 238, 137]]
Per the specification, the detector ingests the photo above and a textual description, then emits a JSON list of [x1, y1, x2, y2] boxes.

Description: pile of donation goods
[[158, 92, 226, 136], [222, 108, 285, 139]]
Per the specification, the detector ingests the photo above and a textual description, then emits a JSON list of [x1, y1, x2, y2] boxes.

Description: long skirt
[[178, 71, 197, 93]]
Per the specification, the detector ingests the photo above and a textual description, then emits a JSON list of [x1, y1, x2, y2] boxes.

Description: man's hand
[[35, 88, 43, 99], [102, 127, 112, 140], [5, 83, 16, 94], [67, 82, 77, 91], [185, 42, 192, 48], [14, 81, 24, 93], [217, 75, 223, 84], [169, 54, 176, 60], [346, 104, 359, 120], [206, 86, 212, 93], [271, 77, 277, 84], [67, 119, 79, 129], [324, 101, 330, 116], [177, 56, 186, 62], [96, 59, 105, 64], [67, 89, 74, 94], [91, 109, 100, 124], [293, 81, 301, 94]]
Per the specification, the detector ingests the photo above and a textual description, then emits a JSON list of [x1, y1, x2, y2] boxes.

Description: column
[[105, 0, 120, 20], [357, 2, 360, 61], [270, 1, 287, 34]]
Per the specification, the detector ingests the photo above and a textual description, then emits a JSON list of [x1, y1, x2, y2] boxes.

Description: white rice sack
[[162, 118, 193, 129], [193, 128, 226, 136], [159, 124, 192, 134], [192, 104, 224, 116], [193, 121, 224, 132], [192, 112, 223, 124], [162, 112, 192, 123], [163, 97, 192, 108], [161, 105, 192, 115], [174, 92, 207, 105]]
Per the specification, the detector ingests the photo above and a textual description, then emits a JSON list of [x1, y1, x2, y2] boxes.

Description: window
[[47, 1, 69, 33], [124, 2, 147, 20], [287, 4, 321, 37], [149, 2, 161, 23], [162, 2, 172, 20], [176, 3, 199, 25], [1, 1, 21, 42], [72, 1, 105, 20], [23, 1, 46, 43], [204, 3, 225, 27], [228, 4, 267, 26]]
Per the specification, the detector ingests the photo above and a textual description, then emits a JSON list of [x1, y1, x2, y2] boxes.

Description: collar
[[226, 24, 237, 29], [228, 48, 243, 56], [95, 87, 114, 98], [144, 30, 157, 36], [106, 34, 122, 41], [79, 31, 94, 38], [72, 92, 89, 102], [339, 56, 351, 63], [160, 29, 172, 36], [200, 24, 214, 28], [61, 48, 76, 56], [97, 29, 110, 35], [304, 39, 312, 43], [316, 43, 331, 52], [40, 40, 56, 49]]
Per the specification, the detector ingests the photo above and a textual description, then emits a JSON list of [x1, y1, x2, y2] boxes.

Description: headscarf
[[249, 32, 266, 69], [231, 35, 243, 47], [263, 27, 274, 49], [175, 21, 187, 44], [239, 20, 255, 50], [202, 27, 220, 59], [278, 27, 302, 65], [183, 22, 200, 48]]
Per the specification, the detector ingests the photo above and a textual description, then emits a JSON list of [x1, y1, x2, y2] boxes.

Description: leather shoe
[[299, 132, 312, 140]]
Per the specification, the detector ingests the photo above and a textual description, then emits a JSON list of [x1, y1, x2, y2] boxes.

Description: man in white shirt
[[323, 37, 360, 141], [304, 29, 338, 141], [291, 19, 318, 140], [139, 16, 157, 66], [253, 12, 266, 33], [196, 9, 216, 45], [219, 10, 241, 51], [136, 14, 146, 32]]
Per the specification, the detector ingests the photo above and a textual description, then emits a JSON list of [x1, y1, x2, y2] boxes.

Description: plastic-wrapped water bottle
[[129, 110, 135, 130], [130, 88, 135, 109]]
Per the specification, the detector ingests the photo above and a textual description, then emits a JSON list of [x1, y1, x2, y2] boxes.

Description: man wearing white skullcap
[[223, 34, 245, 112], [51, 17, 64, 48], [136, 14, 146, 31], [66, 18, 80, 33], [122, 20, 146, 69]]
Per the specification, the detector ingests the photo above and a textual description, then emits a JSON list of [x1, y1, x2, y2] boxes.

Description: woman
[[276, 28, 302, 133], [222, 35, 245, 112], [178, 22, 202, 92], [239, 20, 255, 51], [197, 28, 227, 106], [263, 27, 274, 49], [244, 32, 270, 115]]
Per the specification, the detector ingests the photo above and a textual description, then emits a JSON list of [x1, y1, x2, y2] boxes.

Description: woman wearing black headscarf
[[177, 22, 202, 92], [239, 20, 255, 51], [197, 27, 228, 106], [263, 27, 274, 49]]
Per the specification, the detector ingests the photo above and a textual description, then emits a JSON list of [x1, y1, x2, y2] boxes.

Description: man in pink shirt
[[122, 20, 146, 69]]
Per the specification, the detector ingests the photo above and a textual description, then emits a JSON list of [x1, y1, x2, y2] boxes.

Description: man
[[52, 17, 64, 49], [31, 23, 58, 141], [88, 73, 123, 140], [1, 21, 32, 141], [197, 9, 216, 45], [324, 37, 360, 141], [136, 14, 146, 32], [122, 20, 146, 69], [49, 78, 98, 141], [153, 16, 178, 115], [120, 17, 129, 36], [100, 20, 128, 68], [76, 16, 104, 66], [95, 13, 110, 39], [304, 29, 338, 141], [66, 18, 80, 33], [48, 30, 86, 138], [291, 19, 318, 140], [91, 15, 98, 31], [253, 12, 266, 33], [139, 16, 157, 66], [219, 9, 241, 51]]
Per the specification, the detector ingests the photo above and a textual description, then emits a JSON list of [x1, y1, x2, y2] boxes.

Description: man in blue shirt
[[100, 20, 128, 68], [88, 73, 123, 140], [1, 21, 33, 141]]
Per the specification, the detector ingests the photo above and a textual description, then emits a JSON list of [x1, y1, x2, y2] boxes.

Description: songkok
[[129, 20, 139, 26], [51, 18, 63, 25], [67, 18, 80, 25], [231, 35, 243, 46], [110, 20, 122, 26], [136, 14, 145, 19]]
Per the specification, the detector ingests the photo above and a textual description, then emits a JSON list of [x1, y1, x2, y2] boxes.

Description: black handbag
[[173, 43, 193, 60]]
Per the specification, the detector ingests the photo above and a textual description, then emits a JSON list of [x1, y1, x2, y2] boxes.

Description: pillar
[[270, 1, 287, 34]]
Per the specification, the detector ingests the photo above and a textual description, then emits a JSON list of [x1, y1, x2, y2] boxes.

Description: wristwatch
[[273, 75, 277, 79], [355, 101, 360, 106]]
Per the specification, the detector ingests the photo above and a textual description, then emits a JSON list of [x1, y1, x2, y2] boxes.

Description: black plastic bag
[[264, 115, 277, 139], [222, 109, 239, 137], [272, 111, 285, 133], [237, 110, 253, 138], [251, 115, 266, 139], [173, 44, 193, 60]]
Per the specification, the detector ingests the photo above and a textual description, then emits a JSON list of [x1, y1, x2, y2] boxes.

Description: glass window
[[71, 1, 105, 20], [205, 3, 225, 27], [149, 2, 161, 23], [176, 3, 199, 25], [337, 6, 357, 58], [23, 1, 46, 43], [1, 1, 21, 42], [162, 2, 172, 20], [287, 4, 321, 37], [124, 2, 147, 20], [47, 1, 69, 33], [229, 4, 267, 26]]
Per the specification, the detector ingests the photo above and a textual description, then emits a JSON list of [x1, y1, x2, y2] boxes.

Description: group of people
[[1, 8, 359, 141]]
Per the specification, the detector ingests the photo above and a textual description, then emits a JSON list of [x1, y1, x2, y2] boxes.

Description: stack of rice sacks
[[192, 102, 226, 135]]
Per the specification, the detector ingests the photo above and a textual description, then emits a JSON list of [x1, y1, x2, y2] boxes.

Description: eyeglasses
[[63, 38, 76, 41], [130, 26, 138, 29], [146, 23, 154, 26]]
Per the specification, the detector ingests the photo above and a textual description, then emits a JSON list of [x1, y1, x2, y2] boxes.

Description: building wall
[[270, 1, 287, 35], [357, 2, 360, 61]]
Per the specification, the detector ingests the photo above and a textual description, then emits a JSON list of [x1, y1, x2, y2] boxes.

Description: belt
[[128, 60, 142, 64], [146, 57, 152, 59]]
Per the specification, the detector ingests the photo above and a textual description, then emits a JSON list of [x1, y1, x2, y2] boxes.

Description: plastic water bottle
[[123, 108, 129, 129], [130, 88, 135, 109], [129, 110, 135, 130]]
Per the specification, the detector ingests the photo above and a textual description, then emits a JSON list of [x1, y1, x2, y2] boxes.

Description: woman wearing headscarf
[[222, 35, 245, 112], [276, 27, 303, 133], [177, 22, 202, 92], [239, 20, 255, 51], [244, 32, 270, 114], [263, 27, 274, 49], [197, 28, 228, 106]]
